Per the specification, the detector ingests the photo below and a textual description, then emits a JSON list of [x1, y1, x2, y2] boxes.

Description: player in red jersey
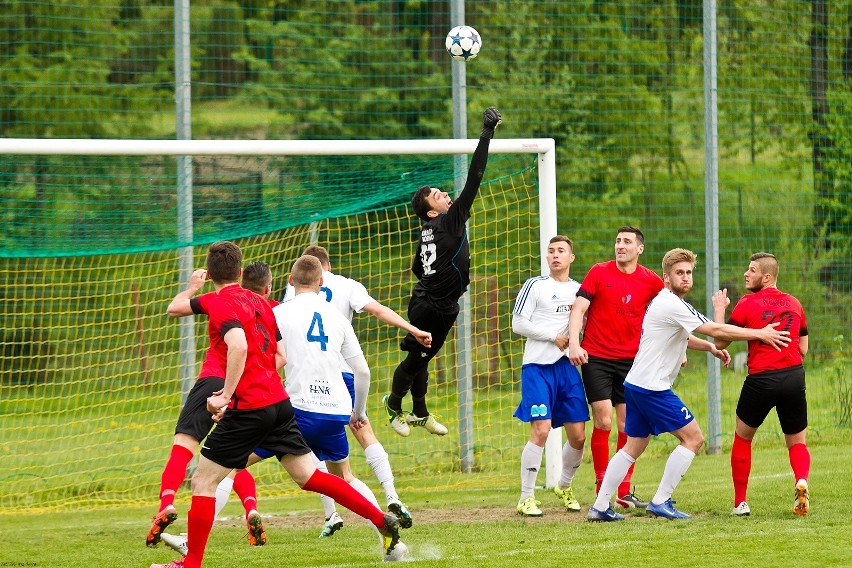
[[150, 242, 401, 568], [712, 252, 811, 517], [147, 265, 270, 550], [567, 226, 664, 508]]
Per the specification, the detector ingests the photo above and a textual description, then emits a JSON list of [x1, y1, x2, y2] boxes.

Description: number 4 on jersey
[[307, 311, 329, 351]]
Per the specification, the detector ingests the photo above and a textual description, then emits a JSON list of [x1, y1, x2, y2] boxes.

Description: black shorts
[[580, 356, 634, 405], [736, 365, 807, 435], [174, 377, 225, 441], [201, 398, 311, 470], [400, 295, 460, 358]]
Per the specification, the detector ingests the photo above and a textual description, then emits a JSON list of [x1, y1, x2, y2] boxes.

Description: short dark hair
[[549, 235, 574, 251], [302, 245, 330, 267], [750, 252, 779, 278], [290, 255, 323, 288], [242, 261, 272, 294], [206, 241, 242, 284], [617, 225, 645, 245], [411, 185, 434, 222]]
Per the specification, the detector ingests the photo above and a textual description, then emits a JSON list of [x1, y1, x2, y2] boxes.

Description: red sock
[[616, 431, 635, 498], [590, 427, 611, 494], [232, 469, 258, 517], [159, 445, 194, 511], [302, 470, 385, 528], [184, 495, 215, 568], [788, 443, 811, 482], [731, 433, 752, 506]]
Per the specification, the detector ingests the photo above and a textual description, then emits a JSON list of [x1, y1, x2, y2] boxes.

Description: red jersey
[[577, 260, 664, 360], [727, 287, 807, 375], [191, 295, 281, 381], [191, 285, 286, 410]]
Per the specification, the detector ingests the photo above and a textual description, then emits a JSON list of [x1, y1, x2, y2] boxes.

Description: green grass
[[0, 444, 846, 567]]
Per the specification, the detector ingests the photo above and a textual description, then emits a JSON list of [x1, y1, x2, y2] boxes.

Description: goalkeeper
[[383, 106, 501, 437]]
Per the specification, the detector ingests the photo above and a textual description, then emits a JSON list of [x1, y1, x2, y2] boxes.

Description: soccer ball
[[383, 540, 411, 562], [445, 25, 482, 61]]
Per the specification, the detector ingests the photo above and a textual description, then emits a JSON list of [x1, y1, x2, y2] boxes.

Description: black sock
[[412, 396, 428, 418]]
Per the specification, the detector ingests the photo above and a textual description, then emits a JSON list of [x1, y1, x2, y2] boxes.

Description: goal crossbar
[[0, 136, 563, 488]]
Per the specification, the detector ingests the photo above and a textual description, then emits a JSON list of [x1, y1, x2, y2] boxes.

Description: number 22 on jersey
[[307, 311, 329, 351], [420, 243, 437, 276]]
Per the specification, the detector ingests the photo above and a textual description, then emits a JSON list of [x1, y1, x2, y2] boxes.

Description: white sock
[[214, 476, 234, 519], [652, 445, 695, 505], [364, 443, 397, 502], [593, 449, 634, 511], [559, 442, 584, 488], [349, 477, 380, 508], [520, 441, 544, 500]]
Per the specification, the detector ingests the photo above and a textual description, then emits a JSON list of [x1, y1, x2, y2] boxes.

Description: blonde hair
[[662, 248, 697, 274], [290, 255, 323, 288]]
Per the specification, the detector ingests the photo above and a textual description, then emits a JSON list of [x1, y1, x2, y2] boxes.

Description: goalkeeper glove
[[481, 106, 502, 139]]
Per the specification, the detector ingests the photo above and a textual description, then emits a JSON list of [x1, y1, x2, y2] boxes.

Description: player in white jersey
[[588, 249, 791, 522], [282, 245, 430, 537], [512, 236, 589, 517], [269, 255, 411, 558]]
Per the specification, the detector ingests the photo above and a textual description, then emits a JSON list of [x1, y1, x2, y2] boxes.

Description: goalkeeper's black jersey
[[410, 136, 491, 312]]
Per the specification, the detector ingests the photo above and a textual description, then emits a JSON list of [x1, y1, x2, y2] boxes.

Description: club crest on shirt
[[622, 294, 632, 304]]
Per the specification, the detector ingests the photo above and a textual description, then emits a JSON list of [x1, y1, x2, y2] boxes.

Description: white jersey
[[625, 288, 708, 391], [272, 292, 364, 419], [512, 275, 580, 365], [284, 270, 375, 374]]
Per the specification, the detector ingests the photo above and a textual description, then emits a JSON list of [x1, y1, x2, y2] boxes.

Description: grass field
[[1, 444, 847, 567]]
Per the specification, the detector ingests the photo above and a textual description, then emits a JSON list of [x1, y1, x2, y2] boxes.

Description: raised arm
[[446, 107, 502, 221], [167, 268, 207, 317], [711, 288, 733, 350]]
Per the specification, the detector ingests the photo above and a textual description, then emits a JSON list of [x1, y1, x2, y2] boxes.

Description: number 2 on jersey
[[307, 312, 329, 351], [420, 243, 437, 276]]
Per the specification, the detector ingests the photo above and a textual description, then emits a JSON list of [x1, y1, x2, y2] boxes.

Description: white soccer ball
[[383, 540, 411, 562], [445, 25, 482, 61]]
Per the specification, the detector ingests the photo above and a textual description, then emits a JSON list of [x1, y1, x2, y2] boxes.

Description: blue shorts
[[513, 357, 590, 424], [624, 383, 695, 438], [292, 410, 350, 462]]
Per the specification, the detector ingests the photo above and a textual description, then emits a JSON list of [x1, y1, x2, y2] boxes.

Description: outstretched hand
[[481, 107, 502, 138]]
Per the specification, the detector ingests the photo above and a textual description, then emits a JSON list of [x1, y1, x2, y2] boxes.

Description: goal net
[[0, 138, 555, 512]]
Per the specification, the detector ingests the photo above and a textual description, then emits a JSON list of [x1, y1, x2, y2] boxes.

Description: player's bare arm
[[363, 301, 432, 348], [166, 268, 207, 317], [567, 295, 590, 365], [208, 327, 247, 418], [695, 320, 791, 351], [687, 334, 731, 367], [711, 289, 733, 350]]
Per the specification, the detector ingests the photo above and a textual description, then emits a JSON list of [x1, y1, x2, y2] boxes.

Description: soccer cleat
[[383, 394, 410, 437], [732, 501, 751, 517], [615, 488, 648, 509], [378, 513, 401, 556], [149, 560, 184, 568], [793, 479, 809, 516], [517, 496, 543, 517], [146, 506, 178, 547], [554, 485, 581, 512], [387, 496, 413, 529], [160, 532, 188, 556], [587, 506, 625, 522], [246, 510, 267, 546], [647, 498, 691, 520], [405, 413, 448, 436], [319, 511, 344, 538]]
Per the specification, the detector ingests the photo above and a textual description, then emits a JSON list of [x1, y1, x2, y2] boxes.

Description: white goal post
[[0, 136, 564, 487]]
